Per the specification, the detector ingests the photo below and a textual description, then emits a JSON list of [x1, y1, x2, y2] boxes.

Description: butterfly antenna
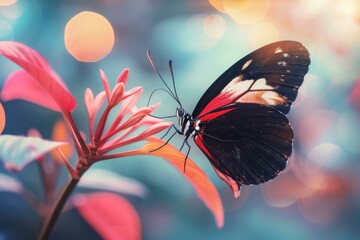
[[146, 88, 178, 119], [147, 50, 178, 102], [168, 60, 182, 108], [147, 88, 176, 107]]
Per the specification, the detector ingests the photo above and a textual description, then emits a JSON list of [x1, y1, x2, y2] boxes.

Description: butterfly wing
[[194, 103, 293, 185], [192, 41, 310, 120]]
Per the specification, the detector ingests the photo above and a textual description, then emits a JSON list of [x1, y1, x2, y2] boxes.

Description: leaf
[[72, 193, 142, 240], [78, 168, 147, 197], [0, 173, 24, 193], [2, 70, 60, 111], [0, 102, 5, 134], [0, 135, 68, 171], [0, 41, 76, 112], [138, 137, 224, 228]]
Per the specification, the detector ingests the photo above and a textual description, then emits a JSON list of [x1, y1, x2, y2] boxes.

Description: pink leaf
[[73, 193, 142, 240], [2, 70, 60, 111], [0, 173, 24, 193], [212, 166, 240, 199], [128, 138, 224, 227], [78, 169, 147, 197], [0, 135, 68, 171], [0, 41, 76, 112]]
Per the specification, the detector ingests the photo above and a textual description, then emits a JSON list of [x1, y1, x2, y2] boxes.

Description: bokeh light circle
[[64, 11, 115, 62], [249, 21, 279, 49], [209, 0, 269, 24], [0, 103, 5, 134], [0, 0, 17, 6], [203, 14, 226, 39]]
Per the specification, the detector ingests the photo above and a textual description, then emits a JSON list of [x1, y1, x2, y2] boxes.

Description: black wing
[[194, 103, 293, 185], [192, 41, 310, 118]]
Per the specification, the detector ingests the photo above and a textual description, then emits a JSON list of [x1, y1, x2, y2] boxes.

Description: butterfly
[[148, 41, 310, 197]]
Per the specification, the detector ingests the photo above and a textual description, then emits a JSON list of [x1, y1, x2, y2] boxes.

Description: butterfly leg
[[149, 124, 181, 152], [179, 138, 191, 173], [160, 124, 180, 139]]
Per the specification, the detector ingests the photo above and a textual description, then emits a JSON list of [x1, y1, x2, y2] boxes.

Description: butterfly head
[[176, 107, 185, 118]]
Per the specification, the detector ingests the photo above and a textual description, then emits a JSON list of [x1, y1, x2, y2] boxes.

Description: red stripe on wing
[[197, 106, 233, 122]]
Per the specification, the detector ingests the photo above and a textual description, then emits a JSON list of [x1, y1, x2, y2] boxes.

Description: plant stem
[[38, 177, 79, 240], [63, 112, 90, 155]]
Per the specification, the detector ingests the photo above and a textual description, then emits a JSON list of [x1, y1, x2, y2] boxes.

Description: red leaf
[[2, 70, 60, 111], [73, 193, 142, 240], [137, 137, 224, 227], [0, 41, 76, 112]]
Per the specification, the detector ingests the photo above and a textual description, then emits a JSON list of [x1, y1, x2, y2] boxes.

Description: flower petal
[[0, 102, 5, 134], [109, 83, 124, 108], [1, 70, 60, 111], [72, 192, 142, 240], [130, 103, 163, 126], [116, 68, 129, 85], [78, 169, 147, 197], [139, 137, 224, 228], [84, 88, 95, 120], [100, 69, 111, 102], [0, 135, 68, 171], [109, 87, 142, 131], [103, 122, 172, 151], [94, 91, 107, 115], [115, 107, 153, 132], [135, 122, 172, 140], [0, 41, 76, 112]]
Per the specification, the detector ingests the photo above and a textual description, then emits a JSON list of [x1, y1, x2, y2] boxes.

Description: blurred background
[[1, 0, 360, 239]]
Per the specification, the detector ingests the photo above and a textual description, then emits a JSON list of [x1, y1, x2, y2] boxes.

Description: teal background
[[1, 0, 360, 239]]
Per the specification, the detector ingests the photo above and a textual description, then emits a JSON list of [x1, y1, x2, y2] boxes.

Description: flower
[[79, 69, 172, 171], [0, 41, 224, 228]]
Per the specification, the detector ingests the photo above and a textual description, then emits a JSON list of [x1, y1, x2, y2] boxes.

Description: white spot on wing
[[252, 78, 272, 90], [277, 61, 287, 66], [194, 120, 201, 131], [241, 59, 253, 70], [261, 91, 286, 105], [275, 47, 283, 53], [283, 53, 289, 58], [236, 78, 286, 105], [221, 75, 248, 94]]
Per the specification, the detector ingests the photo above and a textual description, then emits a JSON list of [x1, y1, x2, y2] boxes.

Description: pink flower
[[0, 41, 224, 228], [79, 69, 172, 171]]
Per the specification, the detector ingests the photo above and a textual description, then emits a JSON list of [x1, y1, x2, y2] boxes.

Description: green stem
[[38, 177, 79, 240]]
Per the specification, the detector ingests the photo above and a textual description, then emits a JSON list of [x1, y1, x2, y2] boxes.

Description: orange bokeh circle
[[64, 11, 115, 62]]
